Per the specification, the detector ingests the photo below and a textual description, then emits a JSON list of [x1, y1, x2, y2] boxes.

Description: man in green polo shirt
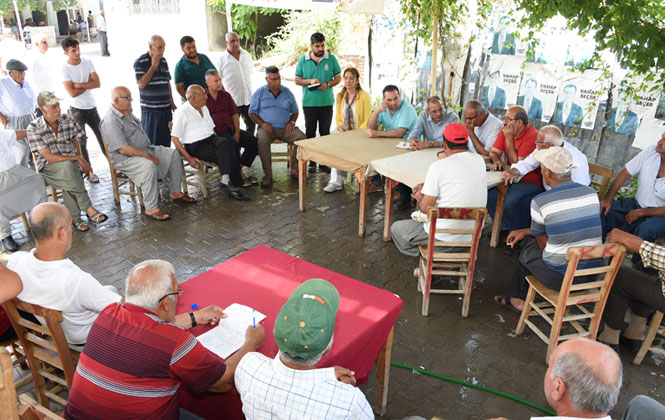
[[295, 32, 341, 172], [174, 35, 215, 100]]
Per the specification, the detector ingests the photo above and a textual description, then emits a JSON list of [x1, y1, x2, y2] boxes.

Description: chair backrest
[[3, 299, 78, 407], [588, 163, 613, 200], [425, 207, 487, 264], [0, 348, 19, 419], [99, 134, 114, 167]]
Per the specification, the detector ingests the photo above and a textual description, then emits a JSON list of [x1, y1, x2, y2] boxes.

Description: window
[[129, 0, 180, 14]]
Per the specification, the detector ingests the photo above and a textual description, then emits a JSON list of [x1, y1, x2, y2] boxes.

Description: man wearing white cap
[[0, 59, 37, 166], [494, 147, 602, 313]]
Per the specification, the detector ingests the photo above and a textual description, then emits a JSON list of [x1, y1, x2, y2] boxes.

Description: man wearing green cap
[[235, 278, 373, 419]]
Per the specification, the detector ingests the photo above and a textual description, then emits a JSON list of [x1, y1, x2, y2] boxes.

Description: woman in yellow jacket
[[324, 67, 372, 192]]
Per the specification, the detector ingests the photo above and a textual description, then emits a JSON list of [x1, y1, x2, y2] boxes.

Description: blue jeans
[[487, 182, 544, 232]]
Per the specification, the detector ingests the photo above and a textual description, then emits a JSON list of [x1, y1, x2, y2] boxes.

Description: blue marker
[[252, 309, 256, 328]]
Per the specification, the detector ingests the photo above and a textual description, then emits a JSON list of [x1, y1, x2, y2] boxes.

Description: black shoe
[[396, 199, 411, 211], [247, 175, 258, 185], [2, 236, 19, 252], [504, 243, 521, 256], [228, 189, 250, 201], [220, 181, 240, 193], [308, 162, 317, 172], [319, 165, 330, 173], [620, 336, 643, 354]]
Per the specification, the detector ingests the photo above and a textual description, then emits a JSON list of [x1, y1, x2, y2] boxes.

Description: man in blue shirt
[[407, 96, 459, 150], [366, 85, 417, 139], [249, 66, 305, 188]]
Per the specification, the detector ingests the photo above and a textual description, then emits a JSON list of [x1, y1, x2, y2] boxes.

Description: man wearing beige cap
[[27, 91, 107, 232], [494, 147, 602, 313], [235, 278, 373, 419]]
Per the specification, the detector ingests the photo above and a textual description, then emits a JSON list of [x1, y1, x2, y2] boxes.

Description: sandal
[[89, 173, 100, 183], [172, 194, 196, 204], [493, 295, 522, 314], [145, 210, 171, 221], [72, 219, 89, 232], [87, 211, 108, 224]]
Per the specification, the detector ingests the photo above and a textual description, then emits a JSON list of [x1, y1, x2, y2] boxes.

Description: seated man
[[407, 96, 458, 150], [171, 84, 249, 201], [500, 125, 590, 253], [249, 66, 305, 188], [101, 86, 195, 221], [26, 91, 107, 232], [486, 106, 541, 237], [204, 69, 258, 186], [7, 202, 121, 346], [0, 264, 23, 342], [601, 131, 665, 266], [462, 100, 503, 156], [390, 123, 487, 257], [64, 259, 265, 420], [489, 338, 622, 420], [494, 147, 601, 312], [0, 129, 46, 252], [597, 228, 665, 354], [235, 278, 372, 419], [623, 396, 665, 420]]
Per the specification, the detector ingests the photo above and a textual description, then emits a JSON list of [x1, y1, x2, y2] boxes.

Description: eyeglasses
[[116, 95, 132, 100], [504, 116, 518, 121], [158, 288, 183, 303], [463, 115, 478, 121]]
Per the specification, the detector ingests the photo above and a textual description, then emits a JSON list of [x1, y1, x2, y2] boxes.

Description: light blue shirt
[[249, 84, 299, 129], [377, 100, 417, 139], [0, 76, 36, 117], [408, 110, 459, 145]]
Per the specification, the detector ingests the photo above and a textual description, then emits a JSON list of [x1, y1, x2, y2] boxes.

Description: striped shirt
[[235, 352, 374, 420], [530, 181, 602, 273], [27, 114, 84, 171], [134, 52, 172, 113], [63, 303, 225, 420], [639, 241, 665, 297]]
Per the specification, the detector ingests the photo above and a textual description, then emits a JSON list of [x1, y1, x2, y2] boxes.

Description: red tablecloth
[[177, 245, 402, 420]]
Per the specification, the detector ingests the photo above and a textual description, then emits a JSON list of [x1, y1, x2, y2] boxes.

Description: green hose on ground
[[390, 362, 556, 416]]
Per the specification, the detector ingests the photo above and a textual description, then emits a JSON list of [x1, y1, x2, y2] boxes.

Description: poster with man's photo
[[518, 63, 561, 122], [551, 70, 605, 129], [482, 55, 523, 110], [620, 81, 665, 149]]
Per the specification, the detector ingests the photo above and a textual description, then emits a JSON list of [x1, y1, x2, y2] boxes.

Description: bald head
[[111, 86, 132, 112], [30, 202, 70, 241], [186, 84, 205, 100], [539, 125, 564, 146], [111, 86, 131, 100], [125, 260, 175, 310]]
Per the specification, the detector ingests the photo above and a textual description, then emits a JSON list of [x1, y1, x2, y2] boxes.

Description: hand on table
[[195, 305, 226, 326], [501, 170, 518, 186], [492, 160, 506, 171], [244, 324, 266, 351], [334, 366, 357, 385], [365, 128, 379, 138]]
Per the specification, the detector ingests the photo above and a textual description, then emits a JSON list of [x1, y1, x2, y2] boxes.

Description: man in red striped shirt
[[64, 260, 265, 420]]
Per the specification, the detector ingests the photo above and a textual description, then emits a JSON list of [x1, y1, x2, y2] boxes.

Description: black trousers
[[303, 106, 333, 139], [68, 106, 104, 164], [237, 105, 256, 136], [603, 265, 665, 330], [184, 136, 242, 186], [216, 129, 258, 168]]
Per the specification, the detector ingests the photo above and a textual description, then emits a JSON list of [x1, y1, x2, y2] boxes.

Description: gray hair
[[31, 204, 69, 241], [125, 260, 175, 309], [551, 352, 622, 414], [185, 85, 203, 100], [149, 35, 163, 46], [464, 100, 487, 116], [225, 31, 238, 40], [205, 69, 220, 78], [540, 124, 564, 146], [279, 335, 334, 367], [551, 169, 572, 179]]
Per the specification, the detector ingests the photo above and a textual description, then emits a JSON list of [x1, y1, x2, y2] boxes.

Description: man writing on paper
[[64, 259, 265, 420], [235, 278, 373, 420]]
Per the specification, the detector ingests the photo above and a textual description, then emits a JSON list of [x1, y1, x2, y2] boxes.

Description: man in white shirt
[[61, 36, 102, 183], [488, 338, 621, 420], [0, 129, 46, 252], [217, 31, 255, 135], [390, 123, 487, 257], [30, 36, 55, 94], [0, 59, 36, 166], [97, 11, 109, 57], [7, 202, 121, 346], [463, 100, 503, 156], [171, 85, 249, 201], [235, 278, 373, 420]]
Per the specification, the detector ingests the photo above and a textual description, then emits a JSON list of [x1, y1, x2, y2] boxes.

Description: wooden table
[[295, 130, 407, 237], [177, 245, 403, 419], [368, 149, 508, 247]]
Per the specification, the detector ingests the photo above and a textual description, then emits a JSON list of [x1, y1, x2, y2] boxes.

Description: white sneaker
[[323, 182, 343, 193]]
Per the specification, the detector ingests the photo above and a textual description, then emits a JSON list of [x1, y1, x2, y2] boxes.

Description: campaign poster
[[621, 82, 665, 149], [482, 55, 522, 109], [551, 70, 605, 130], [490, 14, 517, 56], [518, 63, 561, 122]]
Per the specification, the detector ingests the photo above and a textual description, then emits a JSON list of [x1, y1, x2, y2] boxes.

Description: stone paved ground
[[4, 148, 664, 420]]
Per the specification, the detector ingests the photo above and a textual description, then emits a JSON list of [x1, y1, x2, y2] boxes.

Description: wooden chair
[[416, 207, 487, 318], [588, 163, 613, 200], [271, 139, 295, 169], [31, 153, 62, 203], [100, 135, 144, 208], [633, 311, 665, 366], [181, 159, 221, 199], [1, 349, 61, 419], [3, 299, 79, 410], [515, 243, 626, 361]]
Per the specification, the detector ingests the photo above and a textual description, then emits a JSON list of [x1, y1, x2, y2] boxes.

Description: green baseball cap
[[37, 91, 62, 107], [274, 278, 340, 360]]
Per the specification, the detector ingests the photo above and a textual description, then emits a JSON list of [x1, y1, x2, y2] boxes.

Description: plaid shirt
[[27, 114, 84, 171], [639, 241, 665, 297]]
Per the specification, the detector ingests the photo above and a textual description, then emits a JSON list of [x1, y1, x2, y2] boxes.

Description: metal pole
[[430, 16, 438, 96], [13, 0, 25, 44]]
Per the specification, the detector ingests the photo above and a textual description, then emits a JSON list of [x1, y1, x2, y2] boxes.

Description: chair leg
[[633, 311, 664, 366], [546, 304, 566, 362], [181, 162, 188, 195], [111, 174, 120, 205], [461, 274, 471, 318], [421, 266, 431, 317], [19, 213, 30, 232], [516, 285, 535, 335], [137, 186, 144, 209], [287, 144, 294, 169], [199, 165, 208, 198]]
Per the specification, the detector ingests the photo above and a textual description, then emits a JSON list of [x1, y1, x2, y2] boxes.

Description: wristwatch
[[429, 141, 434, 148]]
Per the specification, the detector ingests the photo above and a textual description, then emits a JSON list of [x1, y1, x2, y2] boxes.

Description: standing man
[[295, 32, 341, 172], [97, 11, 109, 57], [61, 36, 103, 183], [463, 100, 503, 156], [174, 36, 215, 101], [0, 59, 36, 167], [30, 36, 56, 94], [217, 31, 255, 135], [249, 66, 305, 188], [134, 35, 176, 147]]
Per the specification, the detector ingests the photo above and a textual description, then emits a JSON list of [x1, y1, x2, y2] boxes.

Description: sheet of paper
[[395, 141, 409, 149], [196, 303, 266, 359]]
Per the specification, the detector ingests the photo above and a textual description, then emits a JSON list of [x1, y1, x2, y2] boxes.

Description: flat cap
[[6, 59, 27, 71]]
